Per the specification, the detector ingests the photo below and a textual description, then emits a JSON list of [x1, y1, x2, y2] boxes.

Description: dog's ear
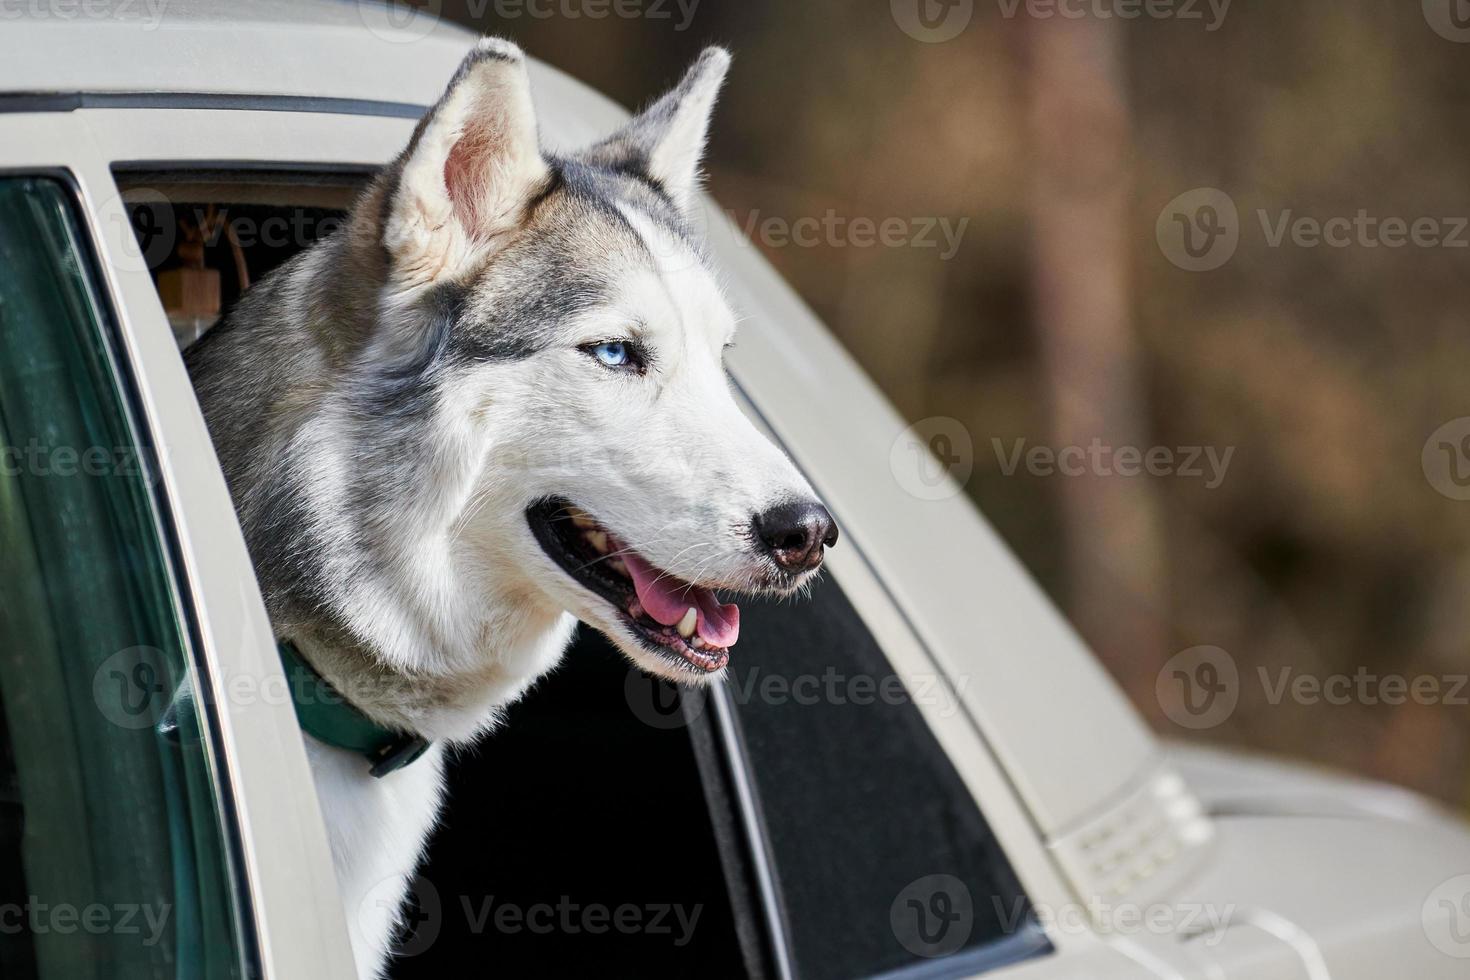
[[584, 47, 730, 214], [382, 37, 549, 289]]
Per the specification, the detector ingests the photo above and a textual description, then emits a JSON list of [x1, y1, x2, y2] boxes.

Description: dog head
[[355, 39, 836, 681]]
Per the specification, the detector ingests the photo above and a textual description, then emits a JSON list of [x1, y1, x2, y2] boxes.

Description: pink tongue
[[621, 549, 740, 648]]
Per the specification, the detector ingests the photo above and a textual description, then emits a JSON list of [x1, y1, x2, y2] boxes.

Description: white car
[[1, 3, 1467, 978]]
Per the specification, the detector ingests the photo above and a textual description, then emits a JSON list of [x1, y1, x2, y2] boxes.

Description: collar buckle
[[368, 736, 432, 778]]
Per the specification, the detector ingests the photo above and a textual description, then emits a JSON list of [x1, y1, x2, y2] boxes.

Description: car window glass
[[727, 580, 1050, 979], [0, 176, 250, 980]]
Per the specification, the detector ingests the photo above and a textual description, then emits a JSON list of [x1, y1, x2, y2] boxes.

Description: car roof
[[0, 0, 479, 106]]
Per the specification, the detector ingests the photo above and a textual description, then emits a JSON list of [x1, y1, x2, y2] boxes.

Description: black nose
[[753, 500, 839, 572]]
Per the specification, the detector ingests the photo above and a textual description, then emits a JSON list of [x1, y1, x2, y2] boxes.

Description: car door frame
[[0, 108, 359, 980]]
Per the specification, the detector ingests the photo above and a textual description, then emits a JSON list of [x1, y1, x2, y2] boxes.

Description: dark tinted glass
[[0, 177, 248, 979], [728, 581, 1050, 979]]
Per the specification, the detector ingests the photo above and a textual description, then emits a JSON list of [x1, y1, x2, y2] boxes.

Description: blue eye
[[582, 339, 646, 373], [591, 341, 628, 367]]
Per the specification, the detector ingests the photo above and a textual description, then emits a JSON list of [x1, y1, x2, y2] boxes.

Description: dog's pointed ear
[[584, 47, 730, 213], [382, 37, 549, 289]]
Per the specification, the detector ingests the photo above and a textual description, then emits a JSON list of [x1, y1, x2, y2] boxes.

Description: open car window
[[113, 167, 368, 349], [118, 166, 1047, 979], [393, 631, 751, 978]]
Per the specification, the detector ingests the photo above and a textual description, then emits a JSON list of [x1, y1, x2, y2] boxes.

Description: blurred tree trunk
[[1024, 15, 1167, 705]]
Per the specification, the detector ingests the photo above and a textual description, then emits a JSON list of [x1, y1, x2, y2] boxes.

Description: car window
[[113, 167, 761, 978], [396, 630, 749, 978], [0, 176, 251, 979], [725, 580, 1051, 979], [108, 165, 1044, 978], [113, 168, 366, 350]]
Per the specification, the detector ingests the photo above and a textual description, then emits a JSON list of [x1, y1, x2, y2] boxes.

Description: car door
[[0, 110, 358, 977], [0, 174, 251, 978]]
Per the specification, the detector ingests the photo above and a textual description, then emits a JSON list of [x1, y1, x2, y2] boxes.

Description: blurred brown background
[[432, 0, 1470, 808]]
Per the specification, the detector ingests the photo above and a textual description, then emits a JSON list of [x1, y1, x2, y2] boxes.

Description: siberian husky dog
[[187, 38, 836, 978]]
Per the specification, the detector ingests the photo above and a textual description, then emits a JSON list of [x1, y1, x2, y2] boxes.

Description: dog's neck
[[266, 405, 579, 743], [280, 608, 573, 746], [251, 323, 578, 743]]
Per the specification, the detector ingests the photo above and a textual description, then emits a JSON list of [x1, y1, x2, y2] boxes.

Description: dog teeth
[[608, 557, 628, 576], [568, 507, 595, 530], [690, 636, 705, 649], [587, 530, 609, 553], [676, 606, 698, 639]]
